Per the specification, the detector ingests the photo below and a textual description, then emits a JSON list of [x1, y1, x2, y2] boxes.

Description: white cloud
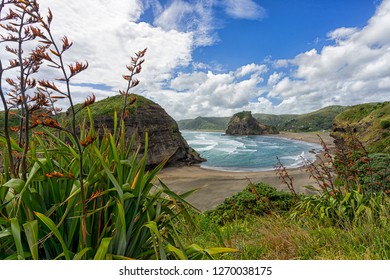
[[170, 71, 208, 91], [153, 0, 193, 31], [267, 72, 283, 86], [327, 27, 359, 43], [1, 0, 389, 121], [235, 63, 268, 77], [223, 0, 266, 20], [153, 0, 216, 46], [262, 0, 390, 114], [25, 1, 193, 103], [163, 65, 267, 118]]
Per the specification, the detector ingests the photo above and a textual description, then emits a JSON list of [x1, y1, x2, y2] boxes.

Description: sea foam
[[181, 131, 322, 172]]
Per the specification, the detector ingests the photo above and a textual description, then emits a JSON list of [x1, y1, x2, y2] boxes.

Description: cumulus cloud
[[163, 65, 267, 118], [235, 63, 268, 77], [263, 0, 390, 114], [1, 0, 389, 120], [153, 0, 217, 46], [267, 72, 284, 86], [327, 27, 359, 42], [18, 0, 193, 108]]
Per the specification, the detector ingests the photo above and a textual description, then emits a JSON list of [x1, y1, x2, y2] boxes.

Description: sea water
[[181, 131, 322, 172]]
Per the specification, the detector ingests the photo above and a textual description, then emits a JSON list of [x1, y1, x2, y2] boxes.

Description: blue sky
[[192, 0, 377, 68], [2, 0, 389, 120]]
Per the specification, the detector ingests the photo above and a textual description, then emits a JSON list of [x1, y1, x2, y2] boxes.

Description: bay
[[181, 130, 322, 172]]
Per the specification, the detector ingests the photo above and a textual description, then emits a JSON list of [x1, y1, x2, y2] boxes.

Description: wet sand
[[158, 132, 334, 211]]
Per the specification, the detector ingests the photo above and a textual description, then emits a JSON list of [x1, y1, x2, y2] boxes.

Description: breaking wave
[[182, 131, 322, 172]]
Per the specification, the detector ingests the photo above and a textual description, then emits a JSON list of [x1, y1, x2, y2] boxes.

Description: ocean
[[181, 131, 322, 172]]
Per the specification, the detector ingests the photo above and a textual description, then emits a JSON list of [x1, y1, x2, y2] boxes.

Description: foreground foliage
[[1, 113, 233, 259], [182, 132, 390, 259], [0, 0, 233, 260], [289, 134, 390, 229], [206, 183, 294, 225], [184, 213, 390, 260]]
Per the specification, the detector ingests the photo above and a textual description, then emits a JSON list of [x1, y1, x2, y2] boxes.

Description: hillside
[[331, 102, 390, 153], [265, 105, 346, 132], [178, 105, 346, 132], [177, 116, 230, 131]]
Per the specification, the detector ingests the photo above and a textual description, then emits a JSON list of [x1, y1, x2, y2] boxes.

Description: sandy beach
[[158, 132, 334, 211]]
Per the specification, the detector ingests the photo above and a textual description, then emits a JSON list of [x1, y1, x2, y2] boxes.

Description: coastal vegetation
[[332, 102, 390, 153], [180, 135, 390, 259], [0, 1, 229, 260], [0, 0, 389, 261]]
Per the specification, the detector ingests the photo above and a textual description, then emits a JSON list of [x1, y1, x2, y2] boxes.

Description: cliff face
[[225, 111, 279, 135], [331, 102, 390, 153], [77, 94, 204, 167]]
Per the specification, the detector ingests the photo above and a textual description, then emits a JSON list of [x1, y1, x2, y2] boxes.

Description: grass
[[179, 134, 390, 260], [332, 102, 390, 153], [0, 2, 234, 260], [182, 211, 390, 260], [72, 94, 153, 122], [1, 0, 389, 261]]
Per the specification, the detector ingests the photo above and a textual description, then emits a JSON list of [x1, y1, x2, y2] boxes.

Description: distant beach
[[158, 132, 334, 211]]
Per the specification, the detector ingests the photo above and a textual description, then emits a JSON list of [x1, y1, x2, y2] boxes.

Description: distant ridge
[[178, 105, 346, 132]]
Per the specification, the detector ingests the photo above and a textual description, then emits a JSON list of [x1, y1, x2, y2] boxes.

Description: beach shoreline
[[158, 131, 334, 211]]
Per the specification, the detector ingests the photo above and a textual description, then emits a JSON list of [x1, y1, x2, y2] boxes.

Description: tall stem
[[17, 11, 30, 181], [0, 61, 17, 178], [46, 28, 88, 246]]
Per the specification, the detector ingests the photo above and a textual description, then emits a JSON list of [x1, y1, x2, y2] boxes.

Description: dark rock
[[76, 94, 205, 167], [226, 111, 279, 135]]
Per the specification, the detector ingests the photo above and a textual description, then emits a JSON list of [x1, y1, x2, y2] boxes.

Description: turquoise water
[[181, 131, 322, 171]]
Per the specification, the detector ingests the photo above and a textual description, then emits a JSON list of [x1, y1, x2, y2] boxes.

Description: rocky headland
[[225, 111, 279, 136], [75, 94, 204, 167]]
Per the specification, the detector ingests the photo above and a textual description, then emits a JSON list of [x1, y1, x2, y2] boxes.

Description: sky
[[2, 0, 390, 120]]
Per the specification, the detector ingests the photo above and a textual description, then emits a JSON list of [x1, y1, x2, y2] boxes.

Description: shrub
[[0, 0, 233, 260], [278, 134, 390, 229], [206, 183, 295, 225], [380, 120, 390, 129]]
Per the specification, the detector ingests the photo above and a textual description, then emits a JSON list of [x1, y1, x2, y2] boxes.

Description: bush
[[380, 120, 390, 129], [283, 134, 390, 229], [206, 183, 295, 225], [0, 1, 234, 260]]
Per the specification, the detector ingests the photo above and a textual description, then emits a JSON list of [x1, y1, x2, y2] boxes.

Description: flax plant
[[276, 134, 390, 229], [0, 0, 46, 179], [0, 0, 232, 260]]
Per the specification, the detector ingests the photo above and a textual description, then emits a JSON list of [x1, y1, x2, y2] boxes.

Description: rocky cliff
[[75, 94, 204, 167], [225, 111, 279, 135], [331, 102, 390, 153]]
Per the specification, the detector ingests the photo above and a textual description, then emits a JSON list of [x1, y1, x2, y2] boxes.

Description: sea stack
[[225, 111, 279, 136]]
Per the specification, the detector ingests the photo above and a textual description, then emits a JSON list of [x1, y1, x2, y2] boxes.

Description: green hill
[[177, 116, 230, 131], [270, 105, 346, 132], [331, 102, 390, 153]]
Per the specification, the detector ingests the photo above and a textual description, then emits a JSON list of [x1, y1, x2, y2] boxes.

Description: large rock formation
[[225, 111, 279, 135], [75, 94, 204, 167]]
